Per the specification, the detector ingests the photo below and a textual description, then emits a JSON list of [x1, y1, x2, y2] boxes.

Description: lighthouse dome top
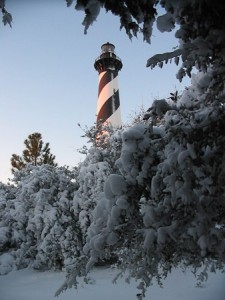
[[101, 42, 115, 54]]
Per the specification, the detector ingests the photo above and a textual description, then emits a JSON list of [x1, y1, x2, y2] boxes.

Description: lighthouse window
[[102, 44, 115, 53]]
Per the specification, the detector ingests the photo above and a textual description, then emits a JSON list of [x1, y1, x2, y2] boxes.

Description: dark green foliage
[[11, 133, 57, 173]]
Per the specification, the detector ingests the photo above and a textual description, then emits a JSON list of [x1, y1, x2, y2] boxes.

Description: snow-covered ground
[[0, 266, 224, 300]]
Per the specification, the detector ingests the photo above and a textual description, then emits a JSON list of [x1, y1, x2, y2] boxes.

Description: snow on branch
[[146, 49, 182, 69], [0, 1, 12, 27]]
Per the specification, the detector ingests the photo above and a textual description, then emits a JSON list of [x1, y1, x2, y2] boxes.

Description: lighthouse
[[94, 42, 123, 127]]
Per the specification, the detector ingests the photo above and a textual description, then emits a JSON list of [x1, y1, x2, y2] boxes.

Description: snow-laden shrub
[[0, 164, 83, 273], [0, 183, 16, 252], [73, 123, 123, 238], [59, 71, 225, 298]]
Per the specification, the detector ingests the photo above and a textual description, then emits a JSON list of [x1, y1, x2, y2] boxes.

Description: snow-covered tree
[[56, 69, 225, 297], [82, 71, 224, 296], [0, 164, 84, 273], [0, 0, 12, 27], [73, 122, 122, 242], [0, 182, 16, 253]]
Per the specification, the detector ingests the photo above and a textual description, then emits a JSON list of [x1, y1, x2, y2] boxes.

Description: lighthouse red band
[[94, 43, 122, 127]]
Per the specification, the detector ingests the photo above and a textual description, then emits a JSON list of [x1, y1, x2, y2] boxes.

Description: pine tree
[[11, 133, 57, 173]]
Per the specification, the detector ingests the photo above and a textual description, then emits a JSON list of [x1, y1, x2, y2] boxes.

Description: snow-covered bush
[[73, 123, 123, 242], [0, 183, 16, 252], [1, 122, 123, 277], [57, 71, 225, 298], [0, 164, 83, 273]]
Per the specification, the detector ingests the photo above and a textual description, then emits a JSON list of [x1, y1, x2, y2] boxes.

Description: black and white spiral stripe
[[97, 69, 121, 127]]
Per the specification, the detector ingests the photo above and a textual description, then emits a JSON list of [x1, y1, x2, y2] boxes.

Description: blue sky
[[0, 0, 190, 182]]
